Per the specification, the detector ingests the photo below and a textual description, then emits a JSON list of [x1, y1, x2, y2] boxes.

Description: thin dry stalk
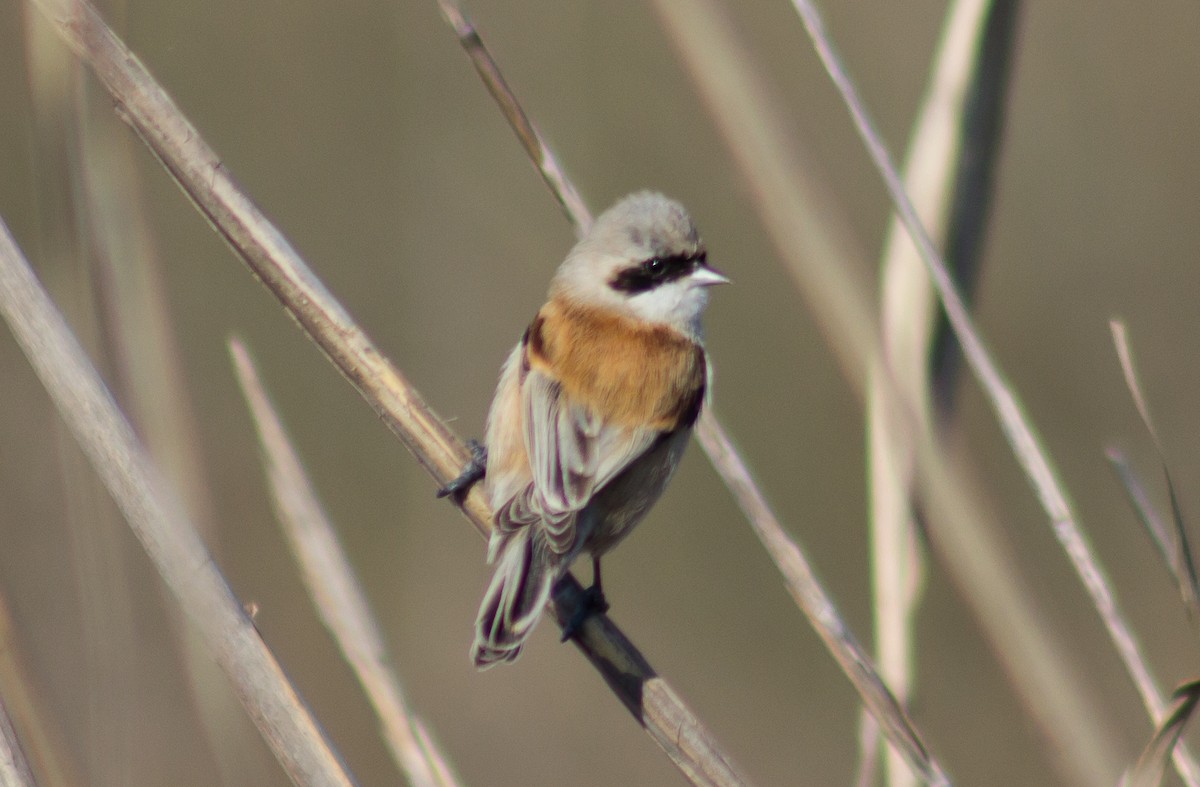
[[1110, 321, 1200, 616], [24, 2, 746, 784], [785, 1, 1197, 783], [864, 385, 923, 787], [436, 0, 591, 235], [411, 721, 459, 787], [0, 219, 355, 786], [230, 339, 461, 787], [0, 696, 36, 787], [853, 712, 880, 787], [1107, 450, 1176, 576]]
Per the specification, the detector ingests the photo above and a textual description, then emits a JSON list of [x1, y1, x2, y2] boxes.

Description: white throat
[[624, 279, 711, 337]]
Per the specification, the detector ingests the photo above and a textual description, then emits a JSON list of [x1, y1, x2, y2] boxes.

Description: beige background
[[1, 1, 1199, 784]]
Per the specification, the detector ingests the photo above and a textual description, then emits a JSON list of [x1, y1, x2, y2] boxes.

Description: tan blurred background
[[2, 0, 1200, 784]]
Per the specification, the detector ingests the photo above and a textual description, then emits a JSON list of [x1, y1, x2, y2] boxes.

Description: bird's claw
[[436, 440, 487, 499], [559, 584, 610, 642]]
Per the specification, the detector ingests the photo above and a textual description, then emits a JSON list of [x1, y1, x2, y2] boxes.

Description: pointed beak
[[691, 264, 731, 287]]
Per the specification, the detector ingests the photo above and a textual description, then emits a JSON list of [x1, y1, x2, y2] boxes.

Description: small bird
[[457, 191, 727, 668]]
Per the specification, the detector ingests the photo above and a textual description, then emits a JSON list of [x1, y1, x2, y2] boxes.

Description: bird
[[448, 191, 727, 668]]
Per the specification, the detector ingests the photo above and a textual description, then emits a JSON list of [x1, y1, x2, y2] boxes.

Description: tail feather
[[472, 528, 556, 668]]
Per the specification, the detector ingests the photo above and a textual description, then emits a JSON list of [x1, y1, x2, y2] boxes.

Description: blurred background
[[1, 0, 1199, 784]]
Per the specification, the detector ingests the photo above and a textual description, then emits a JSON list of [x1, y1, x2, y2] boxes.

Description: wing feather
[[521, 366, 659, 555]]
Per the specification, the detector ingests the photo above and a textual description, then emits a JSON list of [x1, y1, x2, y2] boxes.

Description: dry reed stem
[[23, 1, 747, 784], [1109, 321, 1200, 620], [0, 696, 36, 787], [1107, 449, 1175, 574], [230, 339, 461, 787], [786, 0, 1197, 783], [411, 721, 460, 787], [0, 218, 355, 786], [436, 0, 591, 235]]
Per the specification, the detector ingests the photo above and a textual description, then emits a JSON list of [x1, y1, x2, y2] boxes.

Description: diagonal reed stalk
[[435, 0, 948, 783], [436, 1, 590, 238], [230, 338, 462, 787], [1109, 321, 1200, 619], [24, 0, 746, 784]]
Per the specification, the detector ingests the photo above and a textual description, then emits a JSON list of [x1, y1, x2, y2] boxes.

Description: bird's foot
[[559, 583, 610, 642], [436, 440, 487, 499]]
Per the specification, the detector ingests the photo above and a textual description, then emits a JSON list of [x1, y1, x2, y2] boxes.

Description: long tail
[[471, 527, 557, 668]]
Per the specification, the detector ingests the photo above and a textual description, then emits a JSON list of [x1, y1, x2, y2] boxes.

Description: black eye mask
[[609, 251, 707, 294]]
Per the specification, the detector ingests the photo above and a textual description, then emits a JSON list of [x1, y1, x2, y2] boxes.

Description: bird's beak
[[692, 264, 731, 287]]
